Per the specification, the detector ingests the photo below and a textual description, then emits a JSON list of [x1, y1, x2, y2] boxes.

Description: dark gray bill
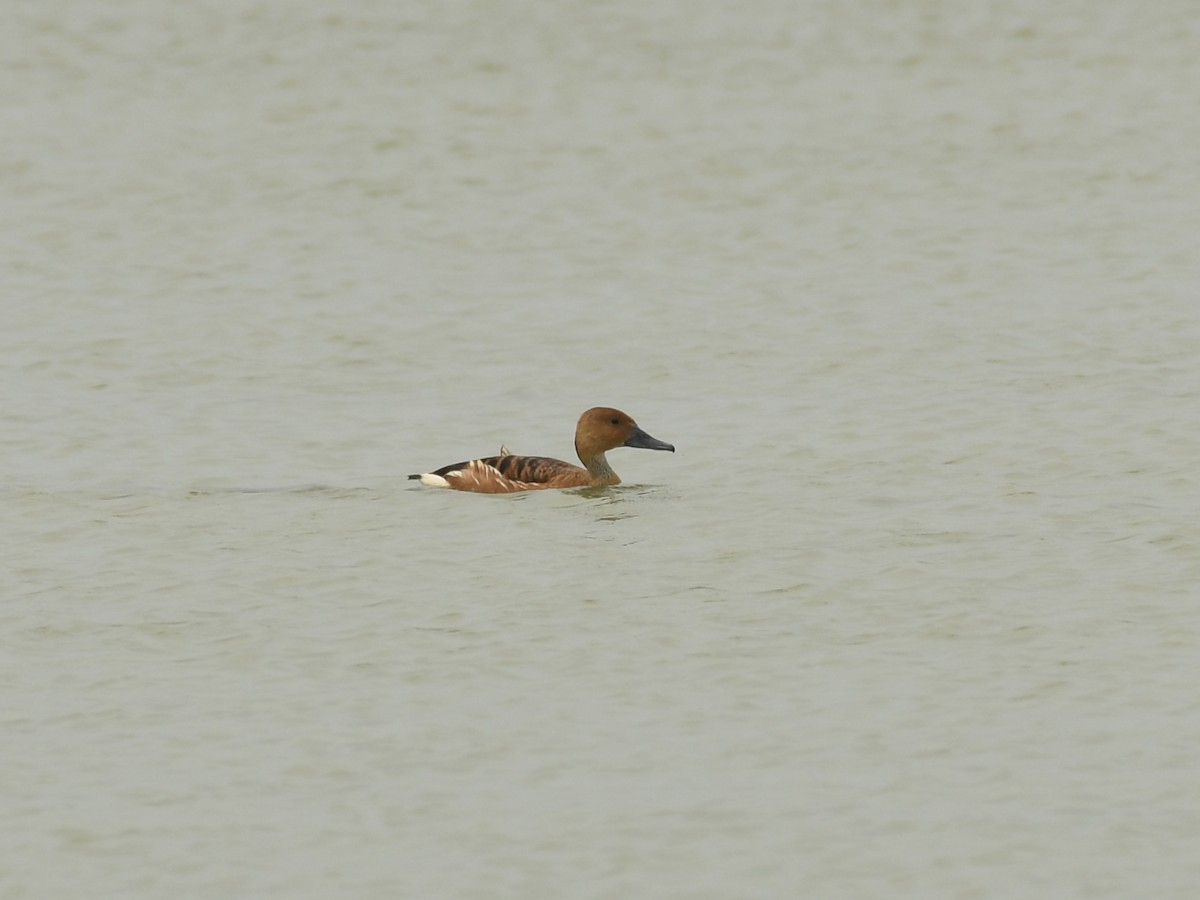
[[625, 425, 675, 452]]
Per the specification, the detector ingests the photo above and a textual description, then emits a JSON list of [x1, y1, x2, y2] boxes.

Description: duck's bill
[[625, 426, 675, 452]]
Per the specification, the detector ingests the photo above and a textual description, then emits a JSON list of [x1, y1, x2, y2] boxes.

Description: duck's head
[[575, 407, 675, 462]]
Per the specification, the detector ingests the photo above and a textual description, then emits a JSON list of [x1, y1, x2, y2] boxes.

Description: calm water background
[[4, 1, 1200, 897]]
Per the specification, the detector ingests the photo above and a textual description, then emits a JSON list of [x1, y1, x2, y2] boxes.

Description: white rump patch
[[418, 473, 452, 488]]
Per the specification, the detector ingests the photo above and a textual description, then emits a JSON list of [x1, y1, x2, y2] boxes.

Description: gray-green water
[[5, 2, 1200, 897]]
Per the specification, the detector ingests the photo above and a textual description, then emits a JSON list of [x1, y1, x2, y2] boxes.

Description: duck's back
[[419, 454, 592, 493]]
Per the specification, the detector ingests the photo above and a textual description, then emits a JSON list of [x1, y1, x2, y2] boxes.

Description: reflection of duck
[[409, 407, 675, 494]]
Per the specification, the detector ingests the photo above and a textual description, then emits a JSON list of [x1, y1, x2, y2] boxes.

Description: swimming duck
[[409, 407, 675, 493]]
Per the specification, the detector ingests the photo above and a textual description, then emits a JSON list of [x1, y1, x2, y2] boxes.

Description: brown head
[[574, 407, 674, 483]]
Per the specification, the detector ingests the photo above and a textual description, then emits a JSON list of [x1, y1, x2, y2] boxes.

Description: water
[[4, 1, 1200, 897]]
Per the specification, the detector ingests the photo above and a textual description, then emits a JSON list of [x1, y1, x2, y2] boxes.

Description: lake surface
[[4, 1, 1200, 897]]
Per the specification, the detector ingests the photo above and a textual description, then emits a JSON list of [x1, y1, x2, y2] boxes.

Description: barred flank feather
[[425, 456, 593, 493]]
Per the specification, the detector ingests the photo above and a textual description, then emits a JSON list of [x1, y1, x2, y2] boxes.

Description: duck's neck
[[577, 446, 620, 485]]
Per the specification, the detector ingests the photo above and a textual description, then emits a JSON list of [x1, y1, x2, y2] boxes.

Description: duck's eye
[[610, 417, 620, 425]]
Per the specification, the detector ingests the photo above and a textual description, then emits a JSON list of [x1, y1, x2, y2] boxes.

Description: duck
[[409, 407, 675, 493]]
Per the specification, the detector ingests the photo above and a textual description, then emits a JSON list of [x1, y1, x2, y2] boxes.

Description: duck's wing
[[410, 455, 591, 493]]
